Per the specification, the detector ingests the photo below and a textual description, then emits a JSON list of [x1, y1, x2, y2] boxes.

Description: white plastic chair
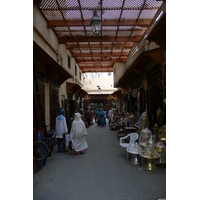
[[119, 133, 138, 156]]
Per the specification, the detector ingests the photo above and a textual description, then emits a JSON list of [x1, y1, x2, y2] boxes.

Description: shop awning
[[75, 88, 88, 98], [115, 47, 164, 88], [115, 67, 142, 88], [147, 12, 166, 50], [131, 48, 164, 70], [33, 41, 72, 85], [66, 82, 81, 94], [115, 13, 165, 89], [111, 89, 122, 98]]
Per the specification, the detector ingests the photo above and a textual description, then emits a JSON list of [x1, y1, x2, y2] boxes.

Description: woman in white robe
[[70, 112, 88, 155]]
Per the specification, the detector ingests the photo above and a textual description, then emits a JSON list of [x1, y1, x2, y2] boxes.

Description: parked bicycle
[[33, 141, 48, 164], [40, 125, 55, 157], [45, 129, 55, 156], [33, 127, 54, 171], [33, 129, 49, 170]]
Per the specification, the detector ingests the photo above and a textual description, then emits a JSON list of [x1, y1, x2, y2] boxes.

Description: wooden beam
[[81, 68, 113, 72], [42, 6, 159, 11], [47, 20, 150, 28], [72, 52, 128, 57], [80, 66, 113, 70], [76, 58, 126, 63], [59, 36, 141, 44], [77, 60, 114, 64], [66, 43, 133, 49]]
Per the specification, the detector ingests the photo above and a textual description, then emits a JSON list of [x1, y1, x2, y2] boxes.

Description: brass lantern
[[90, 10, 102, 35]]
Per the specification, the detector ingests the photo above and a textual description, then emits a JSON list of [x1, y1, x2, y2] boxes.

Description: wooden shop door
[[50, 80, 60, 130]]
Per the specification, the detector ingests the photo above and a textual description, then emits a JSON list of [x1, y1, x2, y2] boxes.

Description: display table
[[117, 129, 126, 139], [124, 127, 138, 135]]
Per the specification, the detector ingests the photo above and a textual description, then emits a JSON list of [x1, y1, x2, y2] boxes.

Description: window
[[132, 45, 138, 57], [68, 55, 71, 69], [75, 65, 77, 76], [67, 92, 73, 100], [79, 71, 81, 81]]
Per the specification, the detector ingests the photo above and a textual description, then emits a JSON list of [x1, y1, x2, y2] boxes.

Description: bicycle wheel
[[33, 141, 48, 162], [44, 137, 54, 156]]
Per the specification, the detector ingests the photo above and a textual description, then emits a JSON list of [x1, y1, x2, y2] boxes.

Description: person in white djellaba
[[55, 108, 68, 153], [70, 112, 88, 155]]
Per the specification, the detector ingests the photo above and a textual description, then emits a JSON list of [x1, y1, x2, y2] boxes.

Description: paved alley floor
[[33, 120, 166, 200]]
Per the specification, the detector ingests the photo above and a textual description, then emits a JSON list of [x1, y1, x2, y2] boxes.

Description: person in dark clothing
[[84, 108, 91, 127]]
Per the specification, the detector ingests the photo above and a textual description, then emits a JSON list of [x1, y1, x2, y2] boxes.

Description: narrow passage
[[33, 119, 166, 200]]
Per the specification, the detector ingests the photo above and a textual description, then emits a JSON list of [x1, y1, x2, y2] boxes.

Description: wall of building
[[44, 82, 50, 126], [82, 73, 116, 94], [33, 3, 84, 129], [113, 62, 126, 85]]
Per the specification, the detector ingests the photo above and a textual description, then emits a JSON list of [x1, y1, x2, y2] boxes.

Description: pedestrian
[[68, 114, 74, 133], [108, 108, 113, 124], [97, 109, 100, 126], [70, 112, 88, 155], [55, 108, 68, 153], [84, 108, 91, 127], [99, 108, 105, 126], [104, 108, 107, 125], [91, 109, 93, 125], [81, 115, 88, 128], [126, 111, 130, 127], [94, 107, 98, 123]]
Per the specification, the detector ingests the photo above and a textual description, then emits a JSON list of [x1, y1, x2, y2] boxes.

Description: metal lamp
[[97, 86, 101, 93], [90, 10, 102, 35]]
